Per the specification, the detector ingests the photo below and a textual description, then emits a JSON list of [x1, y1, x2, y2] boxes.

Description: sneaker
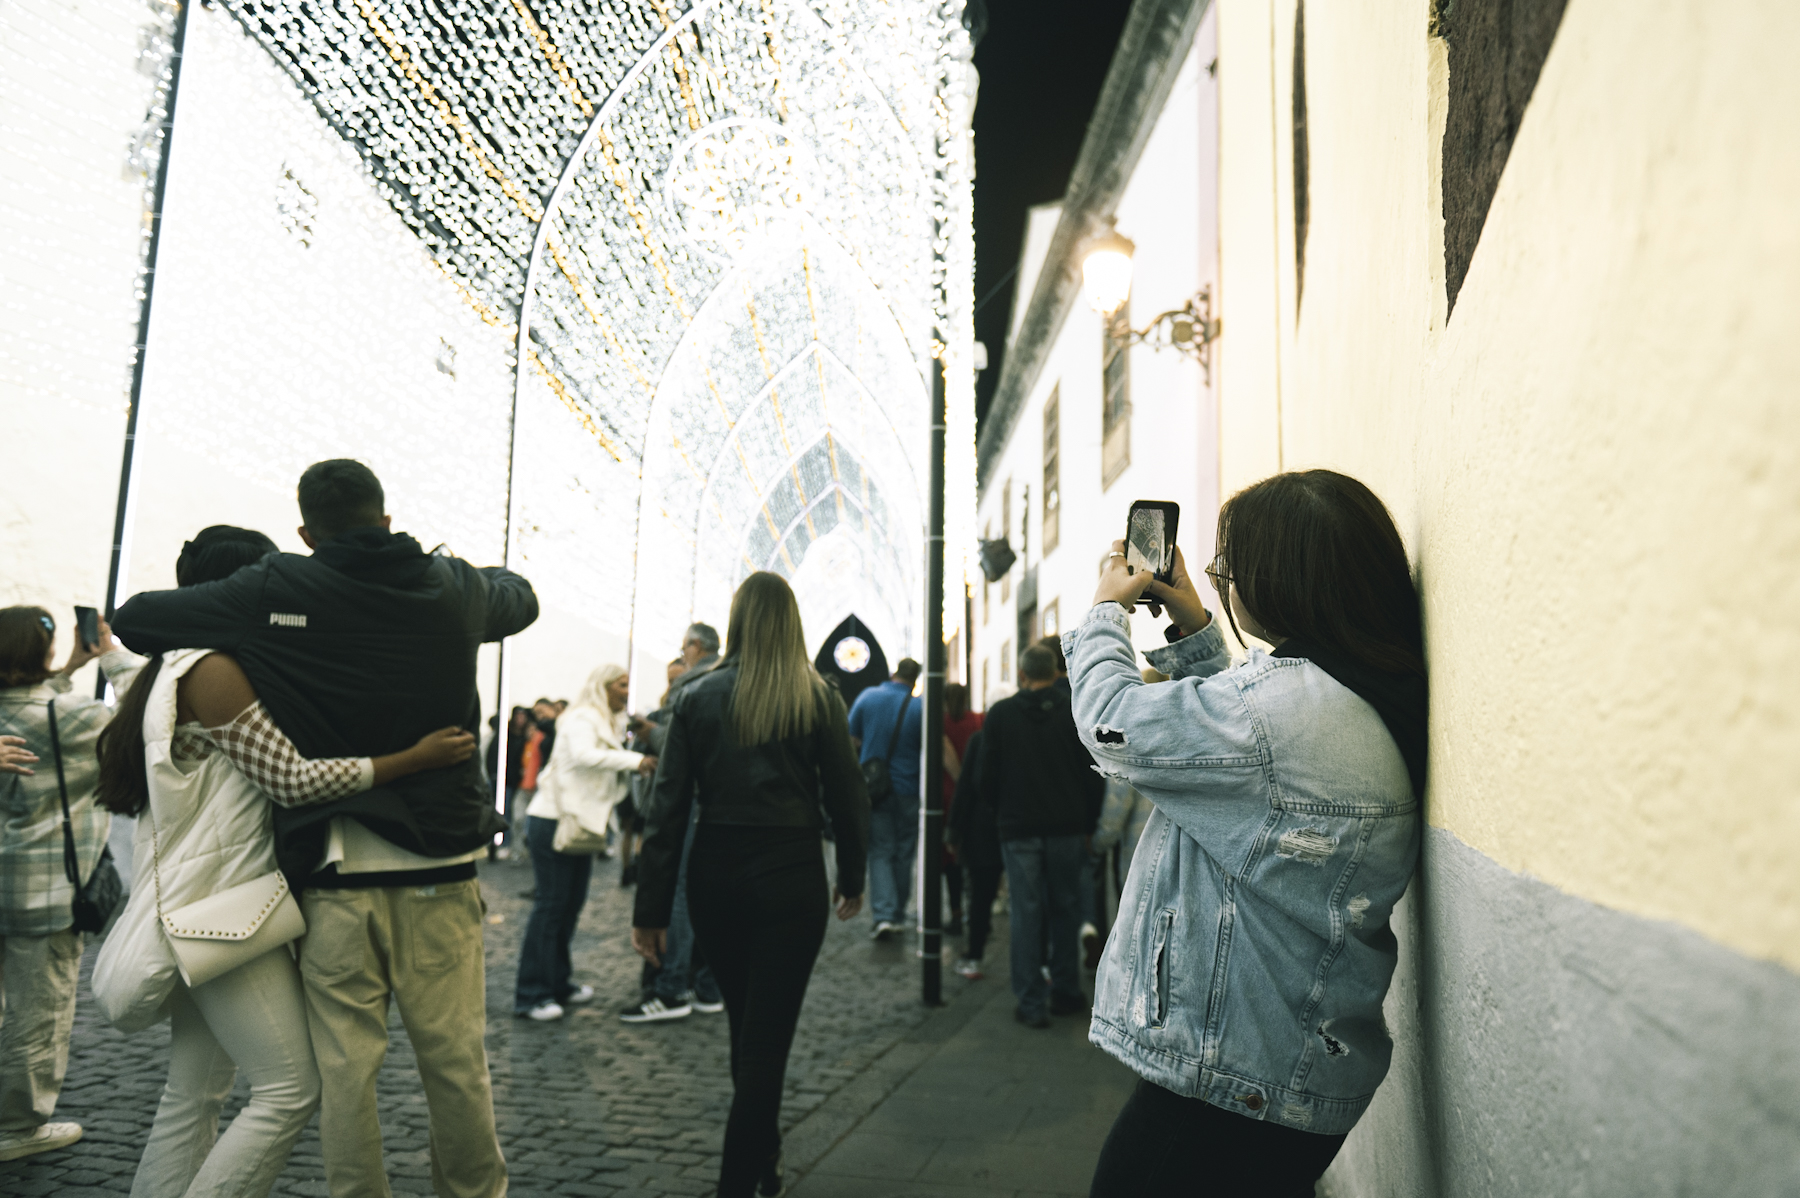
[[1013, 1006, 1052, 1030], [871, 921, 900, 942], [522, 1000, 564, 1021], [952, 957, 984, 980], [686, 991, 725, 1014], [619, 996, 692, 1023], [757, 1148, 785, 1196], [1050, 992, 1090, 1016], [0, 1122, 83, 1162], [563, 985, 595, 1006], [618, 862, 638, 888], [1082, 922, 1103, 970]]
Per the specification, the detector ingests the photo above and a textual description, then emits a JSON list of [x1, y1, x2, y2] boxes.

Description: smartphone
[[74, 606, 101, 652], [1124, 501, 1180, 590]]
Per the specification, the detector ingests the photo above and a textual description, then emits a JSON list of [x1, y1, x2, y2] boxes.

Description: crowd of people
[[0, 458, 1426, 1198]]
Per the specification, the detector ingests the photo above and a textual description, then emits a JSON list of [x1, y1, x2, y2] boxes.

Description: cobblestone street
[[0, 849, 978, 1198]]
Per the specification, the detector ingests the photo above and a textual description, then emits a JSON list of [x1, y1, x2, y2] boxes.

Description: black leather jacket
[[633, 663, 870, 927]]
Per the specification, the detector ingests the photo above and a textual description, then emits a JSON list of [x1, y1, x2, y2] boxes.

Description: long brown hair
[[1216, 470, 1424, 677], [96, 527, 278, 815], [723, 572, 822, 746], [0, 607, 56, 688]]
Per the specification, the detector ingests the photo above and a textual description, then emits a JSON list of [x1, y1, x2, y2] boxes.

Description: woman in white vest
[[91, 527, 474, 1198], [514, 663, 656, 1021]]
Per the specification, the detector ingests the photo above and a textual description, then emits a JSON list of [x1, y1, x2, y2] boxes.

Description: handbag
[[860, 690, 914, 810], [146, 792, 306, 989], [552, 810, 611, 855], [47, 700, 123, 933]]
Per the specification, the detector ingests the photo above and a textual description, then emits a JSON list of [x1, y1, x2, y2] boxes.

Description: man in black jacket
[[113, 459, 535, 1198], [977, 644, 1102, 1029]]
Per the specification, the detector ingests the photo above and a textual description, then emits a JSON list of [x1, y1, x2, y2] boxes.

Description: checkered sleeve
[[205, 702, 375, 807]]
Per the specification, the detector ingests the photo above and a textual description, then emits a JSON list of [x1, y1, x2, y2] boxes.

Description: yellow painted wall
[[1215, 0, 1800, 969]]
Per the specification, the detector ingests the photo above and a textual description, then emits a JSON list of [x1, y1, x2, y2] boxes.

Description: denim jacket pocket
[[1149, 907, 1175, 1029]]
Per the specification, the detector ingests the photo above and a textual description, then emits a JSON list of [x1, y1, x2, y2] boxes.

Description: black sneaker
[[618, 863, 638, 889], [619, 996, 692, 1023], [757, 1148, 785, 1196], [1014, 1006, 1052, 1029]]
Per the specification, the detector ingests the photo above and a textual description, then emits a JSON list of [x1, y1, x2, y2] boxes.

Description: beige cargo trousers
[[299, 878, 506, 1198]]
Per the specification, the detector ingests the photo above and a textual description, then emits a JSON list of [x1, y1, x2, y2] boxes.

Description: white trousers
[[131, 946, 320, 1198]]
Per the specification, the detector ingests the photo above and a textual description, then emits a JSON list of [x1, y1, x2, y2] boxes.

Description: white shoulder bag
[[149, 807, 306, 988]]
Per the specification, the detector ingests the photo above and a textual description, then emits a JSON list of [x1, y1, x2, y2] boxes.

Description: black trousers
[[686, 825, 829, 1198], [964, 858, 1003, 960], [1089, 1079, 1347, 1197]]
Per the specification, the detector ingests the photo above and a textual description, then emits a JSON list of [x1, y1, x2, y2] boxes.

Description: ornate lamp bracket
[[1107, 285, 1221, 384]]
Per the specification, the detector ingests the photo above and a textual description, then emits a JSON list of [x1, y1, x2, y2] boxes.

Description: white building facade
[[973, 5, 1219, 704]]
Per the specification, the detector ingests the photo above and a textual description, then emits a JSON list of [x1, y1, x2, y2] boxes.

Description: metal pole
[[920, 349, 947, 1007], [99, 0, 192, 695]]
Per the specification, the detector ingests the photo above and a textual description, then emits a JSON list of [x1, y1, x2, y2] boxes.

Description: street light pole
[[921, 344, 947, 1007], [100, 0, 193, 695]]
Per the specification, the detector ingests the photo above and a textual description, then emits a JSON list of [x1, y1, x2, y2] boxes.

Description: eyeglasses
[[1203, 554, 1232, 591]]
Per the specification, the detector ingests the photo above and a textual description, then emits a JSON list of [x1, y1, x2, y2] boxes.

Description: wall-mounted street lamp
[[1081, 219, 1222, 384]]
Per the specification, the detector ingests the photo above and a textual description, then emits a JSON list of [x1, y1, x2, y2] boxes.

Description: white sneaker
[[524, 1000, 564, 1021], [0, 1122, 83, 1162], [564, 985, 595, 1006], [619, 996, 692, 1023], [871, 921, 903, 941], [952, 957, 985, 980], [685, 991, 725, 1014]]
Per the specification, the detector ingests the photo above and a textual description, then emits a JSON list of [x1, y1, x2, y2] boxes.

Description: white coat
[[526, 705, 641, 843], [93, 649, 282, 1031]]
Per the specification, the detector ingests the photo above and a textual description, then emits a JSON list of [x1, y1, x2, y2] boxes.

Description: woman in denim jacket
[[1065, 471, 1427, 1197]]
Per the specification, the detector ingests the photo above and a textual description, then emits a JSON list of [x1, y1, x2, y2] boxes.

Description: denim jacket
[[1063, 604, 1419, 1135]]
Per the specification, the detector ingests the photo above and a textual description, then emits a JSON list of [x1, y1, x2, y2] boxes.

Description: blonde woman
[[632, 574, 869, 1198], [516, 664, 655, 1021]]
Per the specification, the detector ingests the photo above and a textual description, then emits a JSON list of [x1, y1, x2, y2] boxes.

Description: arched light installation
[[219, 0, 977, 695]]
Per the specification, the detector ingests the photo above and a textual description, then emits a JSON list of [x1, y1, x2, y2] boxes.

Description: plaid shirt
[[0, 651, 143, 936]]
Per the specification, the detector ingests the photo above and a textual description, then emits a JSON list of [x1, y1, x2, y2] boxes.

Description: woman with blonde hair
[[516, 663, 656, 1021], [632, 573, 869, 1198]]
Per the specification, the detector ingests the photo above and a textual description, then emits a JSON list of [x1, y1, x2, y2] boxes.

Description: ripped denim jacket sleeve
[[1060, 604, 1262, 798]]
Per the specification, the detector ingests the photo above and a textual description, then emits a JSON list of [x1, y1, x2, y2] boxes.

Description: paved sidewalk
[[785, 946, 1135, 1197]]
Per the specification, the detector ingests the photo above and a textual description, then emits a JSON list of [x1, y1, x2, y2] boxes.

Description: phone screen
[[1126, 508, 1168, 578], [75, 606, 100, 651]]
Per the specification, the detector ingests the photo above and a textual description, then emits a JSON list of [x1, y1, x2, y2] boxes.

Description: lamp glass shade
[[1082, 241, 1134, 314]]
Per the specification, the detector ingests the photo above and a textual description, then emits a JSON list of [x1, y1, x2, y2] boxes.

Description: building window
[[1000, 480, 1012, 603], [1041, 599, 1059, 640], [1042, 386, 1060, 556], [1000, 640, 1012, 683], [1102, 317, 1130, 489]]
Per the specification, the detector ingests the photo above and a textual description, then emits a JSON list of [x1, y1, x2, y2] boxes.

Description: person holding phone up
[[1067, 471, 1427, 1198], [0, 606, 144, 1162]]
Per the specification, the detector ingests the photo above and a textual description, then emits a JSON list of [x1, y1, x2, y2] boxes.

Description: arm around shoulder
[[478, 566, 539, 641], [112, 567, 265, 657]]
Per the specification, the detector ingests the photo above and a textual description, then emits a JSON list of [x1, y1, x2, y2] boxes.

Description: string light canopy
[[218, 0, 977, 685]]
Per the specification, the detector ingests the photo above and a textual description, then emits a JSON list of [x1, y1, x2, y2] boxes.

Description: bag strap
[[47, 700, 84, 890], [883, 688, 912, 767]]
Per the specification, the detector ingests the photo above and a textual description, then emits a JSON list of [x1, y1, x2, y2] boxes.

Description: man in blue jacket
[[114, 459, 536, 1198], [847, 657, 922, 940]]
